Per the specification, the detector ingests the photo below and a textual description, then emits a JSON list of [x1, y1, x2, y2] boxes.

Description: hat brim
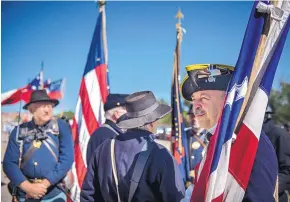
[[181, 74, 232, 102], [181, 64, 235, 101], [181, 76, 195, 101], [116, 104, 172, 129], [23, 99, 59, 110]]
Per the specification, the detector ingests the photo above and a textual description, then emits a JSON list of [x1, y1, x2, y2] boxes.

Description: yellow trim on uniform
[[185, 64, 235, 72], [180, 74, 190, 100], [180, 75, 189, 92]]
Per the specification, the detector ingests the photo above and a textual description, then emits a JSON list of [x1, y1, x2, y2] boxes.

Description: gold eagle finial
[[175, 8, 184, 29]]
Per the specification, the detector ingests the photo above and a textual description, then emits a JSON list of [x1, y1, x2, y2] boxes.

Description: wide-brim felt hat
[[23, 90, 59, 110], [116, 91, 172, 129], [181, 64, 234, 101]]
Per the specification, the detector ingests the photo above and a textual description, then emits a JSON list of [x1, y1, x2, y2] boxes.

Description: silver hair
[[104, 106, 126, 120]]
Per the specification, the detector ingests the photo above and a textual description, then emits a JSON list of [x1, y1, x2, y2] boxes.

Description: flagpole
[[99, 0, 108, 65], [235, 3, 272, 131], [40, 61, 44, 89], [175, 8, 184, 155], [60, 78, 66, 118], [98, 0, 110, 94], [233, 3, 281, 201]]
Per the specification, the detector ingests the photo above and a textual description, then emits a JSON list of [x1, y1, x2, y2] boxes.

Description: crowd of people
[[2, 63, 290, 202]]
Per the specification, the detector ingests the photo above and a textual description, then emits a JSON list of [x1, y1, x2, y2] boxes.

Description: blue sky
[[2, 1, 290, 113]]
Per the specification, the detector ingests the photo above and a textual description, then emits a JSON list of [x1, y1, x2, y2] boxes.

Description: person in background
[[81, 91, 185, 202], [185, 104, 206, 182], [181, 63, 278, 202], [3, 90, 74, 202], [263, 105, 290, 202], [283, 123, 290, 134], [86, 93, 128, 165]]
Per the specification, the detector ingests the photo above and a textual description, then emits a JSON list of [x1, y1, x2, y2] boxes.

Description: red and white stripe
[[70, 64, 108, 201], [1, 88, 25, 105], [190, 1, 289, 202], [70, 4, 109, 201]]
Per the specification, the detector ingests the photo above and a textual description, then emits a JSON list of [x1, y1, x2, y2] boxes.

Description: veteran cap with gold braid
[[181, 64, 234, 101]]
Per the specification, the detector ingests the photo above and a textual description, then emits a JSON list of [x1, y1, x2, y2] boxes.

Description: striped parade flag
[[191, 1, 290, 201], [70, 2, 109, 201]]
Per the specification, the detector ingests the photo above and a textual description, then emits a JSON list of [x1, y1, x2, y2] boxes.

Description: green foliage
[[158, 99, 172, 124], [56, 111, 74, 119], [159, 113, 172, 124], [269, 82, 290, 125], [157, 99, 191, 127], [183, 100, 191, 108]]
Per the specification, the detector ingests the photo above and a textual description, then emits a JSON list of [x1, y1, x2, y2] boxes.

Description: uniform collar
[[32, 118, 51, 129], [207, 124, 217, 135], [105, 119, 124, 134], [205, 123, 217, 142], [116, 129, 153, 141]]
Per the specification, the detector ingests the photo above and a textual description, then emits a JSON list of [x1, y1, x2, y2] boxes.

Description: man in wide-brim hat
[[3, 90, 74, 201], [180, 63, 278, 202], [22, 89, 59, 110], [81, 91, 185, 202]]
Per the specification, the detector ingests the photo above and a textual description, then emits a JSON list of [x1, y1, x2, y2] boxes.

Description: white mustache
[[194, 108, 205, 116]]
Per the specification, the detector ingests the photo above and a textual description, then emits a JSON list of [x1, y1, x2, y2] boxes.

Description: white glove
[[180, 184, 194, 202]]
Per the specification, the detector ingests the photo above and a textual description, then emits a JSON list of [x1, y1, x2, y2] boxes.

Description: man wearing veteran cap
[[86, 93, 129, 164], [3, 90, 74, 202], [186, 104, 206, 178], [81, 91, 185, 202], [181, 64, 278, 201]]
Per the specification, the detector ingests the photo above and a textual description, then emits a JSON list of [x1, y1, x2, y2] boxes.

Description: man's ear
[[112, 110, 118, 120]]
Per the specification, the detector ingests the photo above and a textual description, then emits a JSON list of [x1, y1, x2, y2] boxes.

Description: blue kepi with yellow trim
[[181, 64, 234, 101]]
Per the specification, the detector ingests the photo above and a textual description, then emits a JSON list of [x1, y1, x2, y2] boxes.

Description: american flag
[[191, 1, 290, 201], [1, 71, 43, 105], [171, 9, 190, 183], [70, 3, 109, 201]]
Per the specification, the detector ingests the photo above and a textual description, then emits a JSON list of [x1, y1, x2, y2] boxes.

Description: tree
[[56, 111, 74, 120], [269, 82, 290, 125], [157, 98, 191, 127], [158, 99, 172, 125]]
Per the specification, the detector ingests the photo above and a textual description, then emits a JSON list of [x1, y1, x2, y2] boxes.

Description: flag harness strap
[[110, 136, 155, 202]]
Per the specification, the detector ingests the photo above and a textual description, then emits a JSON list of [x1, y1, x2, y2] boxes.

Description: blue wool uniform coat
[[86, 119, 123, 165], [188, 132, 278, 202], [186, 129, 205, 170], [81, 129, 185, 202], [263, 120, 290, 202], [3, 119, 74, 200], [242, 132, 278, 201]]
